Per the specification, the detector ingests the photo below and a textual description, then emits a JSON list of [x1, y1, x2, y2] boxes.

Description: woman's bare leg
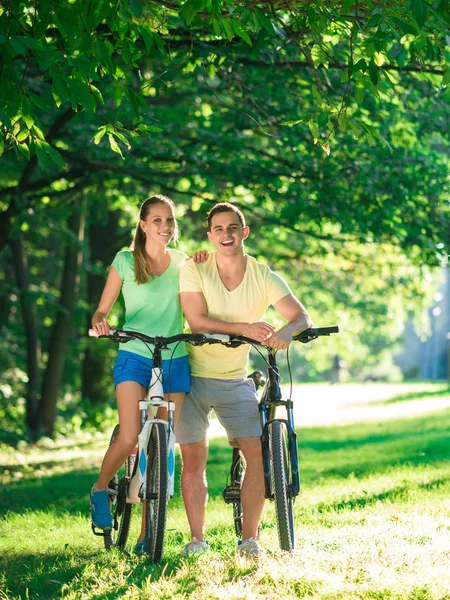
[[95, 381, 146, 490]]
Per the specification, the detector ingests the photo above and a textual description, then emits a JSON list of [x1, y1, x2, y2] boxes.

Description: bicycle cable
[[286, 345, 293, 401]]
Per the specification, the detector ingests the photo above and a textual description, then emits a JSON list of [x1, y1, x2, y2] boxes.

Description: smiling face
[[207, 210, 249, 255], [140, 202, 176, 247]]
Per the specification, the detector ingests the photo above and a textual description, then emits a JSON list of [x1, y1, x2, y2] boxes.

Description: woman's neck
[[145, 243, 169, 262]]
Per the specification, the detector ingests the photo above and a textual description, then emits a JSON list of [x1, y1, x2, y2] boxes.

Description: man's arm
[[268, 294, 313, 350], [180, 291, 275, 343]]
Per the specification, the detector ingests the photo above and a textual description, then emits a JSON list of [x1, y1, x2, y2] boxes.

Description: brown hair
[[207, 202, 246, 230], [131, 195, 178, 284]]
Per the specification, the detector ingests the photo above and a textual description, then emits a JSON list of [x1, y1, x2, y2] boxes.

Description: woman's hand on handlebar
[[91, 311, 112, 337]]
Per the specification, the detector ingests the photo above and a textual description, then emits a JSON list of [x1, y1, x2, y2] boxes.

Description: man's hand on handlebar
[[241, 321, 275, 344]]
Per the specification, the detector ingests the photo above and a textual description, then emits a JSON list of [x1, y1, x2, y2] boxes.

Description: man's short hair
[[207, 203, 246, 230]]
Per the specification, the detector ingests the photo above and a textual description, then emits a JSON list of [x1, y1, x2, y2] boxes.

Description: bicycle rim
[[104, 425, 133, 551], [145, 422, 168, 562], [269, 421, 295, 551]]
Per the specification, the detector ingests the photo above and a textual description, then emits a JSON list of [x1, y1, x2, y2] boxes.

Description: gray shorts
[[175, 376, 262, 445]]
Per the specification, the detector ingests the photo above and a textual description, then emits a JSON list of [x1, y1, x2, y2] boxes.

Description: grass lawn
[[1, 384, 450, 599]]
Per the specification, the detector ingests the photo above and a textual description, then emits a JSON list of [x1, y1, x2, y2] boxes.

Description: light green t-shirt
[[112, 248, 188, 360], [179, 253, 291, 379]]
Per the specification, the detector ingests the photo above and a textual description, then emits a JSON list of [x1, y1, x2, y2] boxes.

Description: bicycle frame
[[259, 350, 300, 500], [127, 346, 176, 504]]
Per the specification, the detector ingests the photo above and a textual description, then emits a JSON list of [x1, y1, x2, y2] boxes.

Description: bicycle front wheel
[[104, 425, 133, 551], [269, 420, 295, 551], [145, 422, 169, 562]]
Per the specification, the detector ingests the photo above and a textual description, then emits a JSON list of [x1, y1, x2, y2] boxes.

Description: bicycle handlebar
[[88, 329, 231, 346], [88, 326, 339, 348]]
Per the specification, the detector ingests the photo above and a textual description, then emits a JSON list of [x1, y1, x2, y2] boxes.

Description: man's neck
[[215, 250, 247, 273]]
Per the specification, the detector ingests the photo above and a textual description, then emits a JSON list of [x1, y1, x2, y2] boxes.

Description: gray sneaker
[[180, 537, 209, 557], [236, 537, 265, 558]]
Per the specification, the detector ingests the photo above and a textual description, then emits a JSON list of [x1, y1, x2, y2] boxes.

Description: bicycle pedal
[[223, 484, 241, 504], [91, 523, 112, 537]]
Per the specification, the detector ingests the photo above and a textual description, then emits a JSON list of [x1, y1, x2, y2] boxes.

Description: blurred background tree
[[0, 1, 449, 441]]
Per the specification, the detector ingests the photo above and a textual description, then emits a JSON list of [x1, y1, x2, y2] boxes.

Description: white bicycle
[[89, 329, 226, 562]]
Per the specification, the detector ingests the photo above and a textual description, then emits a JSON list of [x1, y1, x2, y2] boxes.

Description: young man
[[177, 202, 312, 557]]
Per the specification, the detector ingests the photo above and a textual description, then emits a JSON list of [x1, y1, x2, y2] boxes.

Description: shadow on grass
[[373, 387, 450, 406], [0, 547, 197, 600], [0, 541, 257, 600], [315, 474, 450, 513], [2, 409, 450, 515]]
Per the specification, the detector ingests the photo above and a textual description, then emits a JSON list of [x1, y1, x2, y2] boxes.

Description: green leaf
[[311, 45, 328, 69], [308, 120, 319, 139], [443, 69, 450, 85], [89, 84, 104, 105], [9, 37, 28, 56], [408, 0, 427, 29], [114, 84, 124, 108], [40, 141, 66, 166], [21, 97, 34, 128], [181, 0, 203, 25], [127, 88, 140, 117], [153, 32, 165, 54], [391, 17, 418, 36], [130, 0, 143, 18], [34, 141, 51, 170], [16, 131, 28, 142], [211, 17, 222, 36], [221, 19, 235, 41], [230, 19, 252, 46], [114, 132, 131, 148], [92, 126, 107, 144], [139, 26, 153, 52], [355, 84, 365, 106], [318, 112, 328, 128], [254, 8, 274, 35], [0, 136, 4, 158], [17, 142, 31, 160], [108, 134, 124, 158], [353, 59, 367, 74], [369, 61, 379, 86]]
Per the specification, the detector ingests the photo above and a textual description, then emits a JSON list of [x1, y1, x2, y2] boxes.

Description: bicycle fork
[[127, 366, 176, 503]]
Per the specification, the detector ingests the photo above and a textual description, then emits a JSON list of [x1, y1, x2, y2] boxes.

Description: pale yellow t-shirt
[[179, 253, 291, 379]]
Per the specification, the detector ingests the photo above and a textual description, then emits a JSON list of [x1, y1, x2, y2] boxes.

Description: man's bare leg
[[236, 436, 265, 540], [180, 439, 209, 540]]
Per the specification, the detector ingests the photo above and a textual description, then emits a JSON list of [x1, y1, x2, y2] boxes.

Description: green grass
[[1, 400, 450, 599]]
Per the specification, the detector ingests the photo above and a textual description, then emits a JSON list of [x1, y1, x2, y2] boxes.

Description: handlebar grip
[[88, 328, 116, 338], [203, 333, 231, 342]]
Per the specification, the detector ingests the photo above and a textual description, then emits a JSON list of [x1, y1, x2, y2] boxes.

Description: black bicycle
[[222, 326, 339, 551]]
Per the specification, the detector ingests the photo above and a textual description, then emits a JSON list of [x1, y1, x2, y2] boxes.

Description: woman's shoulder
[[112, 249, 134, 272], [168, 248, 188, 267]]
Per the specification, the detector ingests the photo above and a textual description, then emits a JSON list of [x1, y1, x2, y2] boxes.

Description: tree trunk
[[38, 198, 87, 437], [9, 233, 42, 439], [82, 210, 122, 406]]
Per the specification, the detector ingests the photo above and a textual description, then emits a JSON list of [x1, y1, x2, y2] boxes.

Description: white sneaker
[[180, 537, 209, 557], [236, 537, 265, 558]]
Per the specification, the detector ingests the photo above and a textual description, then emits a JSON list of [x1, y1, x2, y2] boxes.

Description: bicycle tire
[[104, 425, 133, 551], [269, 420, 295, 551], [232, 448, 244, 536], [145, 422, 168, 562]]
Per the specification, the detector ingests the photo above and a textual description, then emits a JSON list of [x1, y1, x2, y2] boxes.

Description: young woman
[[90, 194, 205, 552]]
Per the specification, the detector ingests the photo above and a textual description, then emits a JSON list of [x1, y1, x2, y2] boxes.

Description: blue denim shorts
[[113, 350, 191, 393]]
